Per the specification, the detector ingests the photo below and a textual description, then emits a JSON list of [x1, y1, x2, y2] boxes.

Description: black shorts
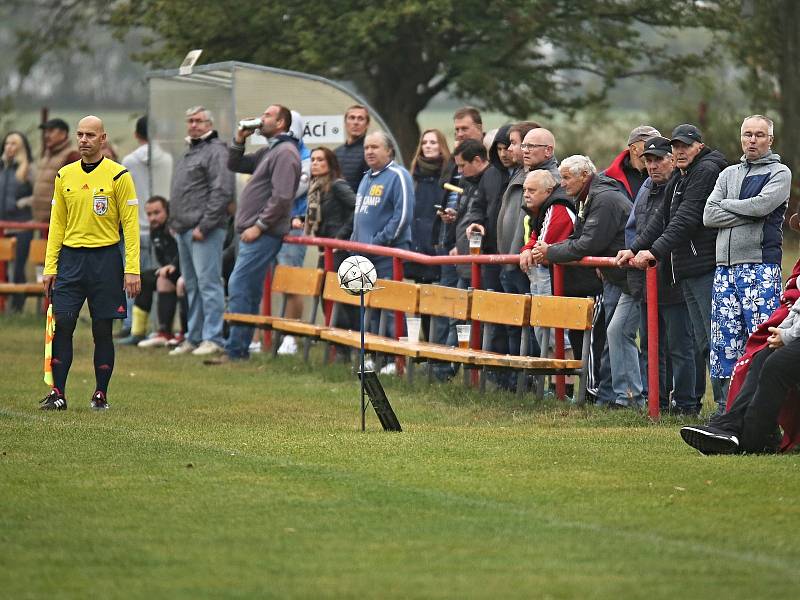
[[53, 245, 127, 319]]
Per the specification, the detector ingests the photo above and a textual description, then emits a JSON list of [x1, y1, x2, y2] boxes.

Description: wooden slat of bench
[[416, 343, 478, 364], [322, 271, 364, 306], [418, 284, 470, 319], [363, 336, 420, 358], [0, 283, 45, 295], [0, 238, 16, 262], [320, 328, 382, 349], [271, 265, 325, 296], [368, 279, 419, 313], [469, 351, 583, 370], [29, 239, 48, 265], [470, 289, 530, 326], [530, 296, 594, 330], [272, 320, 324, 337], [223, 313, 280, 327]]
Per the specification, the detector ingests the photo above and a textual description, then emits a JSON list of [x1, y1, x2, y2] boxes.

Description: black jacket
[[334, 136, 368, 193], [151, 224, 179, 271], [316, 179, 356, 241], [631, 147, 727, 282], [463, 165, 506, 254], [548, 174, 631, 294], [432, 158, 460, 250], [406, 162, 445, 282], [627, 177, 684, 304], [454, 170, 484, 280]]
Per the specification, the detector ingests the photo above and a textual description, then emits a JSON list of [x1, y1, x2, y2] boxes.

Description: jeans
[[8, 229, 32, 312], [640, 301, 697, 411], [225, 233, 284, 359], [500, 267, 540, 356], [606, 291, 643, 406], [592, 282, 619, 405], [177, 228, 226, 347], [680, 270, 724, 410], [711, 339, 800, 453]]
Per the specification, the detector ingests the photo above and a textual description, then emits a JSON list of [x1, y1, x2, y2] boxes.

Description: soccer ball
[[337, 255, 377, 295]]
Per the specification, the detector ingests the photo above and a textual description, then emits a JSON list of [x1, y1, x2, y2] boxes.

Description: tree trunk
[[776, 0, 800, 213]]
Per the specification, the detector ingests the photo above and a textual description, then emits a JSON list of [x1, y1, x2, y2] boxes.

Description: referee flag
[[44, 303, 54, 386]]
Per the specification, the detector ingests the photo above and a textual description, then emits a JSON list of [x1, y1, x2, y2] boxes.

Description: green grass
[[1, 315, 799, 599]]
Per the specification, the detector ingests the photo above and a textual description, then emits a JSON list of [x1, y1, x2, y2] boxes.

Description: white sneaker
[[138, 333, 170, 348], [249, 341, 262, 353], [380, 362, 397, 375], [192, 340, 224, 356], [277, 335, 298, 355], [169, 340, 197, 355]]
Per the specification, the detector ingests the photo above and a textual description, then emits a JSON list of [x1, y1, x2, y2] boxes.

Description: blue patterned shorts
[[710, 263, 782, 378]]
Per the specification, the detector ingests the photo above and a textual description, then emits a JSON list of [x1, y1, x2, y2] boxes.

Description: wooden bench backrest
[[470, 289, 530, 326], [367, 279, 419, 313], [322, 271, 364, 306], [271, 265, 325, 296], [29, 239, 48, 265], [418, 284, 470, 319], [0, 238, 15, 262], [530, 295, 594, 330]]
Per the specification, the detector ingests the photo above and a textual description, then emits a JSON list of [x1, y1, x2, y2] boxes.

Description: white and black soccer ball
[[337, 255, 377, 295]]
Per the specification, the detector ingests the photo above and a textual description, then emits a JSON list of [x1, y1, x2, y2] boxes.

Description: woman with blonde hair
[[0, 131, 34, 311], [407, 128, 450, 283]]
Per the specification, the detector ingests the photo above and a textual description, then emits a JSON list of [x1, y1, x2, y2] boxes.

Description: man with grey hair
[[532, 155, 631, 406], [604, 125, 660, 200], [168, 106, 235, 356], [702, 114, 791, 408]]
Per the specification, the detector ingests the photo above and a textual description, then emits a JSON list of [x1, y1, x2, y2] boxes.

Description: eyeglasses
[[520, 143, 549, 150], [741, 132, 770, 140]]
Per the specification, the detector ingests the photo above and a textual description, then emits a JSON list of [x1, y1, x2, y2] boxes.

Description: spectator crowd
[[1, 102, 794, 440]]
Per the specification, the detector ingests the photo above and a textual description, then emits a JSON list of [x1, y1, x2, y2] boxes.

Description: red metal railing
[[284, 235, 661, 419]]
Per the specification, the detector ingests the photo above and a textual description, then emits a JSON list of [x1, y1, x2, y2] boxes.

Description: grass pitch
[[1, 315, 798, 599]]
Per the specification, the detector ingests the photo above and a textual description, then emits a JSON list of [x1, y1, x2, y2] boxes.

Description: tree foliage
[[14, 0, 730, 159]]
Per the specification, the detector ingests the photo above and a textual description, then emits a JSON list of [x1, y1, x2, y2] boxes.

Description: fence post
[[552, 263, 566, 399], [323, 246, 334, 326], [646, 265, 660, 420], [392, 256, 406, 374], [470, 260, 482, 385], [0, 227, 6, 312], [260, 266, 273, 347]]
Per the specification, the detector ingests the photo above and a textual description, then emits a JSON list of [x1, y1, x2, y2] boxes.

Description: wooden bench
[[0, 237, 47, 299], [223, 265, 325, 362]]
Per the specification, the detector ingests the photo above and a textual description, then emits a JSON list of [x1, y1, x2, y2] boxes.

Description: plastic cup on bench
[[456, 324, 471, 349], [406, 317, 421, 342]]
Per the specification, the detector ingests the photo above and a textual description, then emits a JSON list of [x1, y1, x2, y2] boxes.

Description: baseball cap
[[627, 125, 661, 146], [670, 124, 703, 145], [641, 136, 672, 157], [38, 118, 70, 132]]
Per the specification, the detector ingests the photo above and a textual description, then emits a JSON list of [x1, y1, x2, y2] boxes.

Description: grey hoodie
[[703, 151, 791, 266]]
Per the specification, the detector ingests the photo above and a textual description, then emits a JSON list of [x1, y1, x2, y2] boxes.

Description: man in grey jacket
[[205, 104, 301, 364], [169, 106, 235, 356], [703, 114, 791, 406]]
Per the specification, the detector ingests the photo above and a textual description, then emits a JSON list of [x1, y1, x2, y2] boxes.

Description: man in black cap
[[626, 124, 728, 415], [30, 118, 80, 222], [616, 136, 700, 414]]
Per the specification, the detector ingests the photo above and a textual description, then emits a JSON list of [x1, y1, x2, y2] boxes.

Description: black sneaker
[[40, 389, 67, 411], [680, 425, 739, 455], [90, 391, 109, 410]]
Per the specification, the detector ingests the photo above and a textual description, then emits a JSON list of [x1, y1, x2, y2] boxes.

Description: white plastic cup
[[406, 317, 421, 342], [456, 324, 471, 349]]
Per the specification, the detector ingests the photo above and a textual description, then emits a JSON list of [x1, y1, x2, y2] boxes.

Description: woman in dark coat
[[0, 131, 34, 312], [406, 128, 450, 283]]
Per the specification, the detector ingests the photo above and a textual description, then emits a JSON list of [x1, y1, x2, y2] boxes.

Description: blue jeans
[[680, 270, 724, 410], [640, 301, 698, 411], [606, 291, 643, 406], [225, 233, 284, 359], [500, 267, 539, 356], [177, 228, 226, 347], [594, 282, 619, 405]]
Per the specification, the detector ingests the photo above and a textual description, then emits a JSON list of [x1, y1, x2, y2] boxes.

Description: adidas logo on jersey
[[82, 184, 90, 190]]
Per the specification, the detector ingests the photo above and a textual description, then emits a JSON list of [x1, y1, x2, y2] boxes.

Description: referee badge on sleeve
[[93, 194, 109, 215]]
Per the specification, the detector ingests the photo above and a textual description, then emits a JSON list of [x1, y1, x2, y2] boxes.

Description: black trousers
[[711, 337, 800, 453]]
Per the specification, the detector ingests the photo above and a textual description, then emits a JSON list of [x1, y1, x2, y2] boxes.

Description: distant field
[[1, 315, 798, 599]]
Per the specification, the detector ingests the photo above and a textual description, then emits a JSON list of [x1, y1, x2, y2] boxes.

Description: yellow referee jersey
[[44, 158, 140, 275]]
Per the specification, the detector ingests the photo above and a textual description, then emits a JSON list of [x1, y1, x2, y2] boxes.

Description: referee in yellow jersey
[[40, 116, 140, 410]]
